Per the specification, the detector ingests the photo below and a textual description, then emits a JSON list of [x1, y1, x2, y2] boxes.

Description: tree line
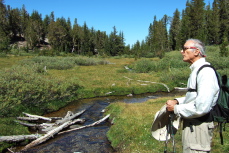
[[0, 0, 228, 57], [131, 0, 228, 58]]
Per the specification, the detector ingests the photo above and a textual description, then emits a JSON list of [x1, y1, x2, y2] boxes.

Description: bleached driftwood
[[17, 117, 39, 121], [174, 87, 188, 91], [16, 120, 41, 128], [0, 134, 41, 142], [123, 76, 170, 92], [55, 110, 85, 125], [58, 114, 110, 135], [3, 110, 109, 152], [22, 112, 52, 121], [22, 119, 82, 151], [42, 118, 85, 132]]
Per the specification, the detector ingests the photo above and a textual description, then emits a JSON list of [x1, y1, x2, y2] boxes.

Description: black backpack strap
[[196, 65, 227, 145], [194, 65, 218, 122], [196, 64, 221, 91]]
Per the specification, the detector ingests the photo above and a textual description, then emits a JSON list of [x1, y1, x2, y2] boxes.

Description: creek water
[[16, 90, 185, 153]]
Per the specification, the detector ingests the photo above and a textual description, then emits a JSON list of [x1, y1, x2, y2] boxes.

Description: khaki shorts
[[182, 119, 214, 153]]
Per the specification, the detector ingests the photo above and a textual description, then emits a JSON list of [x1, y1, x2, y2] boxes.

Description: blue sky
[[4, 0, 213, 46]]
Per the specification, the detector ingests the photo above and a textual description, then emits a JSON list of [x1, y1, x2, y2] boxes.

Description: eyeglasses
[[181, 46, 197, 52], [181, 46, 206, 57]]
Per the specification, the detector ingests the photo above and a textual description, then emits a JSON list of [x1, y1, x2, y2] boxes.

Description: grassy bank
[[105, 97, 229, 153]]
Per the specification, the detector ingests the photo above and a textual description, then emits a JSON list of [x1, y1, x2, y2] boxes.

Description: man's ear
[[194, 48, 200, 57]]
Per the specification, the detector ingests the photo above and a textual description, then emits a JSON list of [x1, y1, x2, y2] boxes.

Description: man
[[166, 39, 219, 153]]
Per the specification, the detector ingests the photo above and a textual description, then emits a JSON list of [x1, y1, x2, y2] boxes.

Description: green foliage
[[0, 56, 109, 117], [0, 64, 82, 117], [219, 36, 229, 57], [0, 117, 30, 152], [131, 52, 188, 73], [131, 59, 156, 73], [0, 30, 10, 53], [159, 68, 190, 87]]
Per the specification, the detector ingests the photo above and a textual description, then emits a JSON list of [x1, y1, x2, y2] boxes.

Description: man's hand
[[166, 99, 178, 112]]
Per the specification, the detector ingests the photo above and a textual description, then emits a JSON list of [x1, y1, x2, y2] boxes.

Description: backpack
[[194, 64, 229, 145]]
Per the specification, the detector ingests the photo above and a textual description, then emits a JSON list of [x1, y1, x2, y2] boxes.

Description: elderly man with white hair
[[166, 39, 219, 153]]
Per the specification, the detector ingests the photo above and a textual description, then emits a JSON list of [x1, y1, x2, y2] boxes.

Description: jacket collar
[[190, 58, 208, 71]]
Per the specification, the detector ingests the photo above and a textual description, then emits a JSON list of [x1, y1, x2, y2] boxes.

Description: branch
[[0, 134, 41, 143], [22, 112, 52, 121], [123, 76, 170, 92], [58, 114, 110, 135]]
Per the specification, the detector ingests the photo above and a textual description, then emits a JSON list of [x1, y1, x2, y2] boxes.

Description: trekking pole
[[164, 122, 169, 153], [170, 113, 176, 153]]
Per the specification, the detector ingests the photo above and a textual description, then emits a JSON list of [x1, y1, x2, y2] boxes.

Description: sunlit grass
[[0, 56, 29, 69], [106, 97, 183, 153], [105, 97, 229, 153], [46, 58, 164, 96]]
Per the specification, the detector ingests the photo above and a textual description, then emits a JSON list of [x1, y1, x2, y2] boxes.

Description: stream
[[16, 91, 185, 153]]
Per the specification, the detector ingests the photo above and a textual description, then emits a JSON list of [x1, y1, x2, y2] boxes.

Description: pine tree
[[220, 36, 229, 57], [28, 10, 43, 46], [0, 0, 10, 53], [189, 0, 206, 41], [24, 19, 39, 50], [8, 7, 21, 38], [72, 18, 81, 54], [19, 5, 29, 39], [42, 15, 50, 43], [205, 1, 220, 45], [48, 19, 68, 52], [218, 0, 229, 43], [169, 9, 181, 50], [179, 1, 192, 45], [81, 22, 90, 55]]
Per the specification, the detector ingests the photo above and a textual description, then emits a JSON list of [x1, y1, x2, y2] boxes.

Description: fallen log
[[58, 114, 110, 135], [22, 112, 52, 121], [55, 109, 85, 125], [174, 87, 188, 91], [16, 121, 41, 128], [17, 116, 62, 121], [42, 118, 85, 133], [17, 117, 39, 121], [22, 119, 82, 151], [49, 117, 63, 120], [0, 134, 41, 143]]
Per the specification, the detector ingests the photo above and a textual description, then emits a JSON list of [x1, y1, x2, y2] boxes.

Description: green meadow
[[0, 46, 228, 152]]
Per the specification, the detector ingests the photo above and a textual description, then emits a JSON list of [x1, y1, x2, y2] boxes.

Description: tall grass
[[19, 56, 110, 71]]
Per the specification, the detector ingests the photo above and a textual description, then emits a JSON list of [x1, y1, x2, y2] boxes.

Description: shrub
[[19, 56, 76, 70], [19, 56, 109, 72], [0, 65, 82, 117], [72, 56, 109, 66], [132, 59, 156, 73], [159, 68, 190, 87]]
